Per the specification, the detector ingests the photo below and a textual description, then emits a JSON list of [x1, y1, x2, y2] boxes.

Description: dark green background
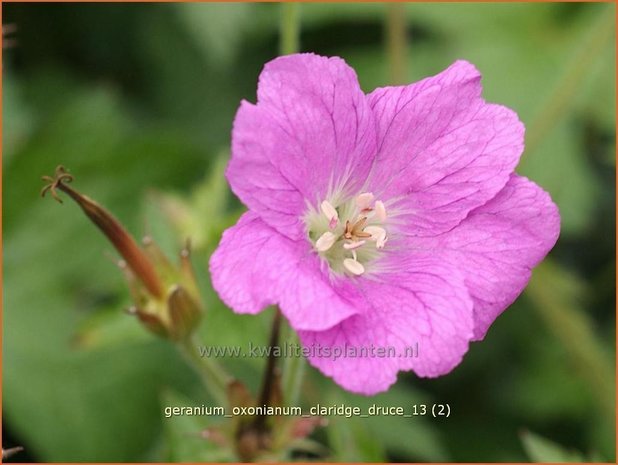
[[2, 3, 616, 462]]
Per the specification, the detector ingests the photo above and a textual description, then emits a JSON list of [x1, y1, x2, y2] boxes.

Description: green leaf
[[521, 430, 585, 462]]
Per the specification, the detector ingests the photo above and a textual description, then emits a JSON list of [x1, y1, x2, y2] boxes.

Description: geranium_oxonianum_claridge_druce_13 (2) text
[[209, 53, 560, 395]]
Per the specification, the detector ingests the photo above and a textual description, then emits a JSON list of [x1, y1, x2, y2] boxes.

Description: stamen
[[343, 258, 365, 276], [355, 192, 374, 210], [315, 231, 337, 252], [309, 193, 390, 277], [364, 226, 386, 241], [343, 240, 366, 250], [320, 200, 338, 224], [364, 225, 387, 249], [374, 200, 387, 222]]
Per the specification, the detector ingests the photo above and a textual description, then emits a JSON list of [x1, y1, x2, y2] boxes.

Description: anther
[[343, 258, 365, 276], [315, 231, 337, 252], [364, 225, 386, 241], [374, 200, 387, 222], [320, 200, 338, 228], [343, 240, 366, 250], [355, 192, 374, 210]]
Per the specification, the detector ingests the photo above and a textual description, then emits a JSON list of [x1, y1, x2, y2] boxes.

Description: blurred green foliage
[[2, 3, 615, 462]]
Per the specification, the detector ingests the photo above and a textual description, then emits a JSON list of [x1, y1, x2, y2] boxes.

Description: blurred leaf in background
[[520, 430, 587, 462], [2, 2, 615, 462]]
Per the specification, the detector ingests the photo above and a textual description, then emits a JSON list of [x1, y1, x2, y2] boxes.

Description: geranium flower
[[210, 53, 560, 395]]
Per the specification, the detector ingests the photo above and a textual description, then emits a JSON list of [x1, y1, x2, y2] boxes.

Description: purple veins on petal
[[210, 53, 560, 395]]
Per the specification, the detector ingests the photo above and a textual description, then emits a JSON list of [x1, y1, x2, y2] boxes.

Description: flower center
[[305, 192, 388, 276]]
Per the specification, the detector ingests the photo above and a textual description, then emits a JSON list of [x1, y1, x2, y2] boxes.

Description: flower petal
[[366, 60, 524, 236], [298, 256, 474, 395], [228, 53, 377, 240], [209, 212, 359, 331], [429, 174, 560, 340]]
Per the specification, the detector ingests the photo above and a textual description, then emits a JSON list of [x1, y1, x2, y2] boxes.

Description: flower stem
[[179, 334, 232, 407], [254, 308, 283, 429], [279, 2, 300, 55], [385, 2, 409, 85]]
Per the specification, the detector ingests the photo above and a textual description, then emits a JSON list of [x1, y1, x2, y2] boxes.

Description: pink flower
[[210, 54, 560, 395]]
